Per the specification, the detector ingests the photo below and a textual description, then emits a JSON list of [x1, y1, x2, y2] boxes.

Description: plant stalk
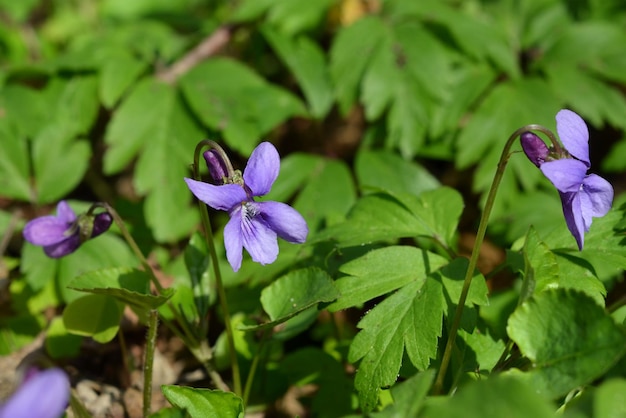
[[143, 310, 158, 417], [193, 140, 242, 396], [432, 124, 561, 394]]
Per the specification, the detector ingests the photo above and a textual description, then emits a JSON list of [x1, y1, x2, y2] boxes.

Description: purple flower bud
[[520, 132, 549, 168], [203, 149, 229, 184], [23, 201, 113, 258], [92, 212, 113, 237]]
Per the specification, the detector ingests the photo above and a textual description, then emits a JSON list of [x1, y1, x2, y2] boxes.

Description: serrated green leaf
[[161, 386, 244, 418], [349, 278, 443, 411], [456, 77, 559, 170], [507, 289, 626, 398], [546, 65, 626, 131], [68, 267, 173, 311], [180, 58, 306, 155], [262, 27, 333, 118], [104, 78, 201, 242], [63, 294, 123, 343], [603, 138, 626, 172], [99, 51, 147, 108], [330, 16, 386, 114], [329, 246, 448, 312], [240, 268, 338, 331], [315, 187, 463, 249], [355, 149, 440, 196]]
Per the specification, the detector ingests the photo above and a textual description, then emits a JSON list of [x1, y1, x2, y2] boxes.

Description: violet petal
[[0, 368, 70, 418], [56, 201, 77, 223], [579, 174, 614, 230], [556, 109, 590, 166], [44, 235, 81, 258], [520, 132, 550, 168], [540, 159, 587, 193], [23, 216, 71, 246], [559, 191, 585, 250], [257, 201, 308, 243], [224, 207, 244, 272], [243, 142, 280, 197], [240, 203, 279, 265], [184, 178, 246, 211]]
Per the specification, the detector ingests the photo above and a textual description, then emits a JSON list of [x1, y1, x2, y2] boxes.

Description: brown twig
[[156, 25, 233, 84]]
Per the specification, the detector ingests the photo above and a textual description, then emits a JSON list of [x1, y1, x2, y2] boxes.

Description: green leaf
[[291, 158, 356, 229], [42, 75, 100, 137], [161, 386, 244, 418], [437, 257, 489, 308], [328, 246, 448, 312], [32, 124, 91, 204], [330, 16, 387, 114], [261, 27, 333, 118], [240, 268, 339, 331], [594, 378, 626, 418], [183, 232, 212, 319], [349, 278, 443, 411], [507, 289, 626, 398], [355, 149, 440, 196], [371, 371, 435, 418], [521, 226, 559, 303], [99, 51, 147, 108], [280, 348, 354, 417], [0, 84, 49, 138], [104, 78, 201, 242], [180, 58, 306, 154], [0, 315, 45, 355], [0, 120, 32, 200], [316, 187, 463, 249], [45, 316, 82, 359], [421, 375, 555, 418], [63, 294, 123, 343], [68, 267, 174, 311]]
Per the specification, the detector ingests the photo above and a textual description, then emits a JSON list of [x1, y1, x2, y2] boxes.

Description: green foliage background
[[2, 0, 626, 417]]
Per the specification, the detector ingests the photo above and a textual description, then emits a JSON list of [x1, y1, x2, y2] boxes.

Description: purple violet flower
[[185, 142, 308, 271], [0, 368, 70, 418], [520, 109, 613, 249], [23, 201, 113, 258]]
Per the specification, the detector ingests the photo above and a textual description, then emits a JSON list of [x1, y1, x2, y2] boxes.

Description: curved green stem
[[193, 140, 242, 396], [432, 124, 560, 394]]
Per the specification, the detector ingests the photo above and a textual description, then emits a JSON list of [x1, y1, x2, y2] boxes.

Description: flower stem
[[242, 330, 268, 406], [432, 124, 559, 394], [193, 140, 242, 396], [143, 310, 158, 417]]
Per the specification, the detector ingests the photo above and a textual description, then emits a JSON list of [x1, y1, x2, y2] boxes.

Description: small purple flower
[[0, 368, 70, 418], [185, 142, 308, 271], [23, 201, 113, 258], [521, 109, 613, 249]]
